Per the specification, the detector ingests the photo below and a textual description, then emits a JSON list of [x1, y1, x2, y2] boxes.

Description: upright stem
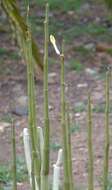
[[66, 103, 74, 190], [1, 0, 43, 70], [26, 14, 40, 189], [60, 48, 71, 190], [11, 119, 17, 190], [41, 4, 50, 190], [87, 93, 94, 190], [102, 71, 110, 190]]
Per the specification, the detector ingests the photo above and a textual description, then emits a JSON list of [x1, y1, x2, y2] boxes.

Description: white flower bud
[[50, 35, 60, 55]]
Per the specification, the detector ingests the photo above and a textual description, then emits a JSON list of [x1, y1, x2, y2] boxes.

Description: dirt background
[[0, 0, 112, 189]]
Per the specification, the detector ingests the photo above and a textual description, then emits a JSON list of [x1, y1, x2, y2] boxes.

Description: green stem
[[66, 103, 74, 190], [87, 93, 94, 190], [102, 71, 110, 190], [11, 119, 17, 190], [26, 18, 40, 189], [1, 0, 43, 70], [41, 4, 50, 190], [60, 49, 71, 190]]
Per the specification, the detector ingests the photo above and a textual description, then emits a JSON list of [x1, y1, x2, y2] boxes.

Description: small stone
[[85, 68, 97, 75], [74, 102, 86, 118], [84, 43, 95, 51], [93, 92, 103, 101], [12, 96, 28, 116], [0, 122, 11, 133], [77, 83, 88, 88], [17, 96, 28, 106], [95, 17, 101, 23], [49, 105, 54, 111], [48, 72, 57, 84], [75, 113, 81, 117], [48, 72, 57, 77], [17, 182, 23, 186], [79, 3, 90, 12], [3, 184, 12, 190], [0, 126, 5, 133], [12, 84, 23, 94], [67, 11, 74, 16]]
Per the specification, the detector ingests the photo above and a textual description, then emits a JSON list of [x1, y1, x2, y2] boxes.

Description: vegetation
[[1, 0, 43, 72], [35, 0, 86, 11], [0, 0, 112, 190], [67, 60, 84, 72], [104, 0, 112, 8], [0, 158, 27, 184], [22, 3, 111, 190], [87, 94, 94, 190]]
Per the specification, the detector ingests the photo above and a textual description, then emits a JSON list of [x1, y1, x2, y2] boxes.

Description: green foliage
[[93, 102, 112, 113], [1, 0, 43, 71], [0, 158, 28, 185], [0, 48, 20, 60], [93, 104, 106, 113], [99, 174, 112, 190], [68, 60, 84, 71], [74, 46, 93, 55], [0, 166, 11, 184], [70, 123, 80, 134], [107, 174, 112, 190], [0, 48, 8, 56], [74, 102, 86, 112], [15, 158, 28, 182], [0, 114, 12, 123], [26, 12, 111, 44], [48, 58, 57, 65], [63, 23, 107, 42], [104, 0, 112, 9], [87, 23, 107, 35], [35, 0, 85, 11], [50, 142, 62, 151]]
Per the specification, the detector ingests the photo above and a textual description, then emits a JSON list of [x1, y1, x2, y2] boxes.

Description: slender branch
[[26, 9, 40, 189], [41, 4, 50, 190], [1, 0, 43, 71], [102, 71, 110, 190], [60, 44, 71, 190], [66, 103, 74, 190], [87, 93, 94, 190], [11, 119, 17, 190]]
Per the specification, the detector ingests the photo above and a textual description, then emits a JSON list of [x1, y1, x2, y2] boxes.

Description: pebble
[[48, 105, 54, 111], [92, 91, 103, 101], [95, 17, 101, 23], [75, 113, 81, 117], [48, 72, 57, 84], [85, 68, 97, 75], [0, 122, 11, 133], [79, 3, 90, 12], [12, 96, 28, 116], [84, 43, 96, 51], [12, 84, 23, 94], [77, 83, 88, 88]]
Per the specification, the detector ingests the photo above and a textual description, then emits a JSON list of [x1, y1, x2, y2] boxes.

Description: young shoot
[[50, 35, 60, 55]]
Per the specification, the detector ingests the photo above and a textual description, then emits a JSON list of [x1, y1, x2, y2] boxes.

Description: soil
[[0, 1, 112, 189]]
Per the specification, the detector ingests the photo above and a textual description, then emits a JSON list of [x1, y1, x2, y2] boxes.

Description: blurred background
[[0, 0, 112, 189]]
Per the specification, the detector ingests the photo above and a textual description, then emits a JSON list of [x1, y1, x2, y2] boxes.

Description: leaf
[[1, 0, 43, 71]]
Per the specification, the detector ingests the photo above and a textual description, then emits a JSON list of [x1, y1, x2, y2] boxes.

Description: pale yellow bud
[[50, 35, 60, 55], [50, 35, 56, 45]]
